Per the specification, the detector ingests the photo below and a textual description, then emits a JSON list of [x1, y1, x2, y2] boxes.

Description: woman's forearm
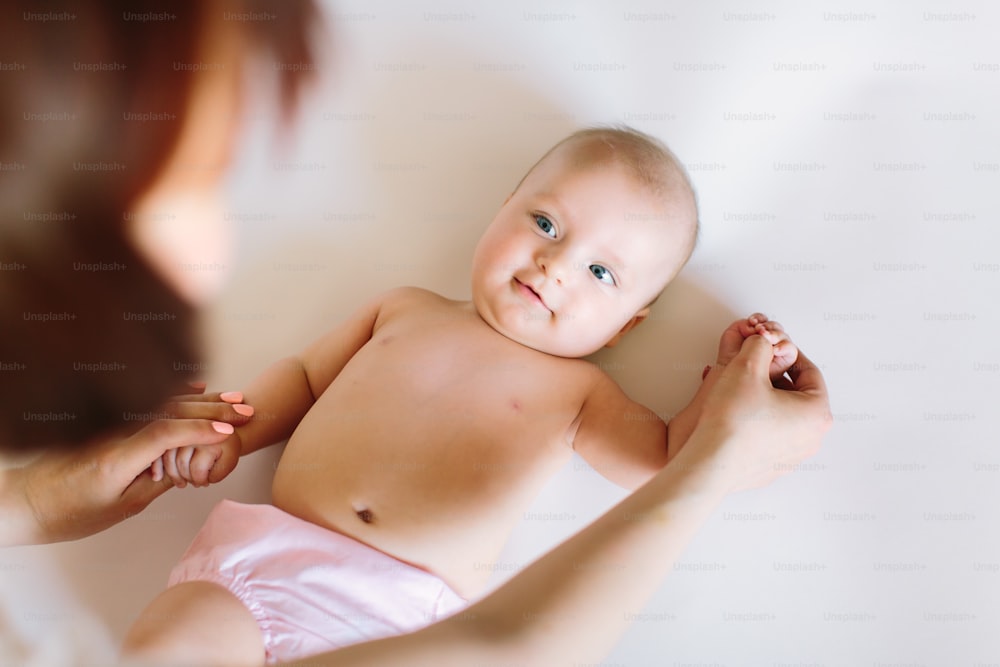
[[666, 365, 723, 461], [284, 430, 731, 667], [0, 464, 39, 547]]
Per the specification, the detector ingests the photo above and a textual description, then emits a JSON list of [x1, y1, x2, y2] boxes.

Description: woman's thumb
[[733, 334, 775, 379]]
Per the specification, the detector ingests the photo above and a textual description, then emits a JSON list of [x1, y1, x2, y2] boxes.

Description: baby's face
[[471, 151, 693, 358]]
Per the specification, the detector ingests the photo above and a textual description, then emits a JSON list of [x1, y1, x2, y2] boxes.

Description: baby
[[124, 127, 797, 665]]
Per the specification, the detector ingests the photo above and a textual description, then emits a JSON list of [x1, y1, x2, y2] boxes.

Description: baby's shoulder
[[536, 359, 630, 424], [545, 356, 620, 397], [372, 286, 455, 324], [572, 360, 630, 400], [377, 285, 443, 306], [378, 286, 451, 308]]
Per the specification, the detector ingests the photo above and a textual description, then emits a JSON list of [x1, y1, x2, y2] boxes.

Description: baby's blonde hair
[[516, 125, 699, 252]]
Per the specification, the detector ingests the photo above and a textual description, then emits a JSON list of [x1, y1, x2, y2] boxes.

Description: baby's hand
[[148, 389, 251, 488], [151, 438, 241, 488], [712, 313, 798, 384]]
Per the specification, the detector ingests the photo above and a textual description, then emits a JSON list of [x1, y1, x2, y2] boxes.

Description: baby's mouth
[[514, 277, 551, 312]]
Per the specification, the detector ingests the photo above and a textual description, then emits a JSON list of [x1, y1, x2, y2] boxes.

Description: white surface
[[29, 1, 1000, 664]]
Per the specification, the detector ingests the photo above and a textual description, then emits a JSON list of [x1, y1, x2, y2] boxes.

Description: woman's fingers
[[113, 419, 234, 486], [787, 351, 829, 399], [162, 399, 254, 425], [150, 457, 164, 482]]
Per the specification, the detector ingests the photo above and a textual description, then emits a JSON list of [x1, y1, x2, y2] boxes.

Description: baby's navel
[[354, 507, 375, 524]]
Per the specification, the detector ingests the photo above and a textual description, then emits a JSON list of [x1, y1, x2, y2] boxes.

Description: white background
[[12, 1, 1000, 665]]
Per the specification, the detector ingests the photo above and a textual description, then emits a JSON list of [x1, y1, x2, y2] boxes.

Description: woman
[[0, 1, 831, 664], [1, 0, 315, 544]]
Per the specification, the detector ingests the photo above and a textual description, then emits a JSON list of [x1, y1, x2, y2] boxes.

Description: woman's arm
[[281, 335, 831, 667], [291, 433, 730, 667], [0, 417, 237, 546]]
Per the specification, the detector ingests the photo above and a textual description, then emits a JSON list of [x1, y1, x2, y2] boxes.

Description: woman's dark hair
[[0, 0, 316, 449]]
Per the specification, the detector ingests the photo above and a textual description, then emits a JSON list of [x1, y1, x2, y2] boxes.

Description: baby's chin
[[471, 295, 613, 358], [488, 321, 609, 359]]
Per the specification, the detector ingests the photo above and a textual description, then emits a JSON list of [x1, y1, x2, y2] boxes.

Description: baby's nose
[[537, 253, 566, 285]]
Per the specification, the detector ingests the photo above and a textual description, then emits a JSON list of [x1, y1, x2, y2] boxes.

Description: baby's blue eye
[[534, 214, 556, 238], [590, 264, 616, 286]]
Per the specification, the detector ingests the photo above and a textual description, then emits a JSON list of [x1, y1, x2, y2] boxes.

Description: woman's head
[[0, 0, 316, 449]]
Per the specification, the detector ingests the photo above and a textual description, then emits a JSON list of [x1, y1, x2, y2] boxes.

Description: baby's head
[[471, 126, 698, 358]]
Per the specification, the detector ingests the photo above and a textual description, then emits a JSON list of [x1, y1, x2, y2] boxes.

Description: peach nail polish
[[212, 421, 235, 434]]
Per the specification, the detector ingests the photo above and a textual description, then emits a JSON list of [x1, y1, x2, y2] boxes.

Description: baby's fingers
[[771, 339, 798, 373], [738, 313, 768, 338], [753, 320, 786, 341], [767, 337, 799, 383], [189, 446, 222, 487], [773, 338, 797, 360], [161, 448, 186, 488], [175, 446, 195, 484]]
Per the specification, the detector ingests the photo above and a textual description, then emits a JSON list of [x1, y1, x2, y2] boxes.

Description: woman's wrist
[[663, 420, 741, 498], [0, 464, 42, 547]]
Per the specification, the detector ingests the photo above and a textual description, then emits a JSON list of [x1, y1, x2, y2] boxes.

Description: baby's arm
[[572, 314, 800, 489], [152, 291, 391, 487], [569, 372, 668, 490]]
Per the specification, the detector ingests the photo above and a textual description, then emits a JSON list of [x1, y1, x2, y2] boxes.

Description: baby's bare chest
[[325, 310, 589, 448], [275, 303, 597, 593]]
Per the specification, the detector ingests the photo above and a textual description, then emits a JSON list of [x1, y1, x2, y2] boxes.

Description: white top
[[0, 547, 119, 666]]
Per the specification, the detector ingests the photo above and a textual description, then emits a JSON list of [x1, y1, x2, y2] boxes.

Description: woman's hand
[[688, 334, 833, 492], [150, 390, 252, 488], [2, 388, 252, 546]]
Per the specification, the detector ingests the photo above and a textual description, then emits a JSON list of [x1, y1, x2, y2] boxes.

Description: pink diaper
[[167, 500, 467, 664]]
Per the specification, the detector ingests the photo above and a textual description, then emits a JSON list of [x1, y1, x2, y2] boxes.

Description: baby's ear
[[604, 308, 650, 348]]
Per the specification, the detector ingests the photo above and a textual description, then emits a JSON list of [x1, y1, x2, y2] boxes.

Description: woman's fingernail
[[232, 403, 254, 417], [212, 421, 235, 434], [187, 381, 207, 390], [220, 391, 243, 403]]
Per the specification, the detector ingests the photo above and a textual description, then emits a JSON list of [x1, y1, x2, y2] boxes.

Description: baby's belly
[[271, 407, 572, 598]]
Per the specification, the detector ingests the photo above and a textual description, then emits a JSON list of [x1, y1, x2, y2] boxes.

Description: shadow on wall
[[589, 276, 737, 419], [347, 38, 585, 297]]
